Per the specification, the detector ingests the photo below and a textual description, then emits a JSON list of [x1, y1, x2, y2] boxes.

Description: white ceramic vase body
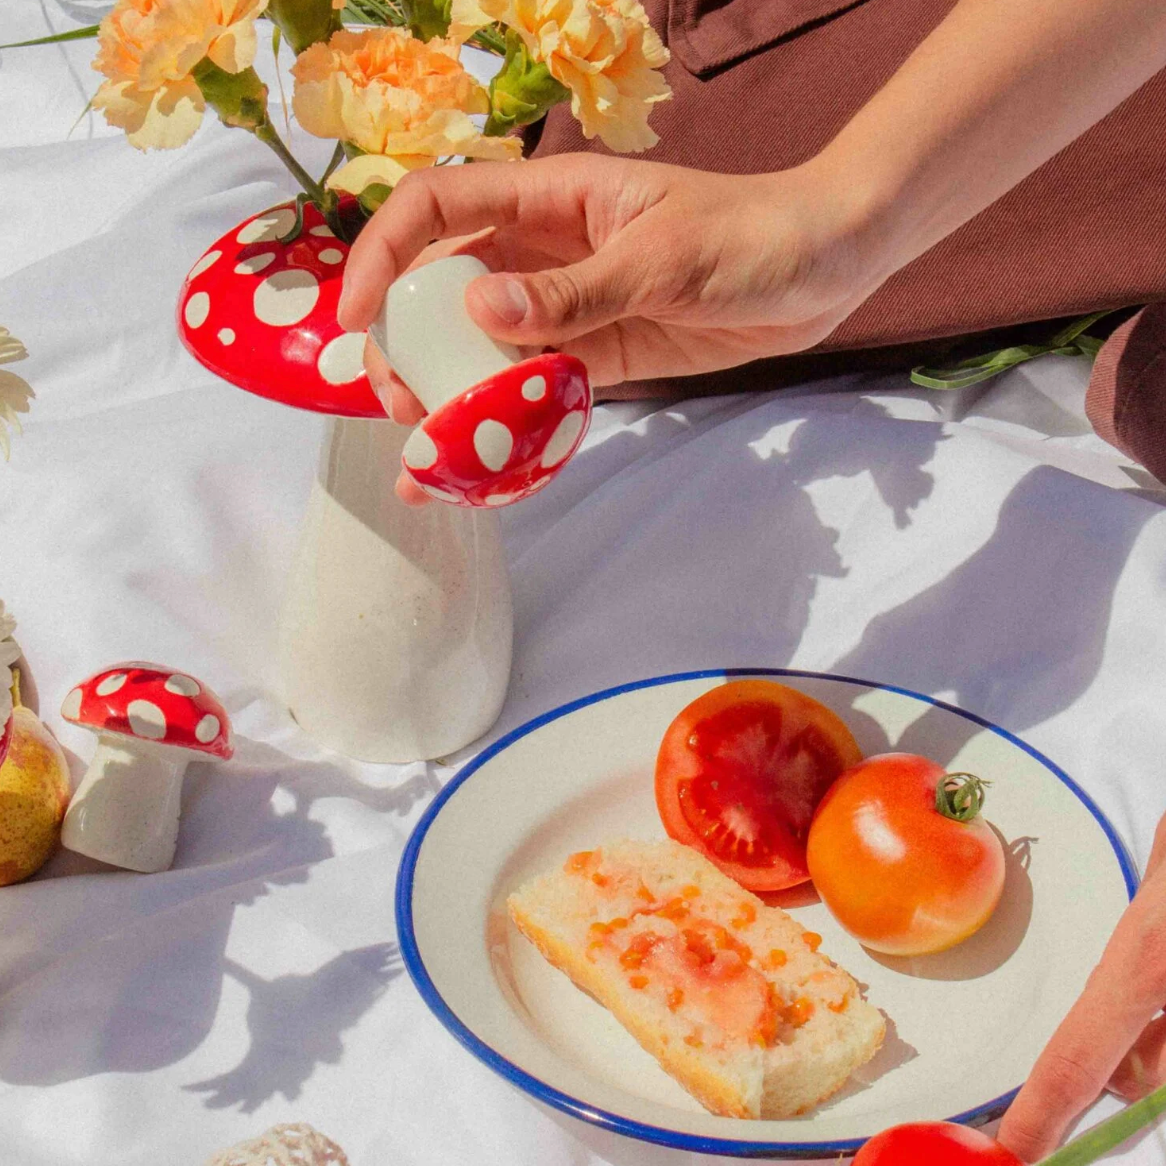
[[278, 417, 513, 762]]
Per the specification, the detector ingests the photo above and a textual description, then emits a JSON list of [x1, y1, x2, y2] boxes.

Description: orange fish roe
[[682, 928, 717, 966], [591, 872, 611, 888], [619, 933, 660, 969], [666, 988, 684, 1012], [628, 974, 649, 990], [802, 931, 822, 952], [636, 884, 655, 902], [654, 898, 690, 922], [589, 921, 613, 939], [731, 902, 757, 929], [785, 997, 815, 1027], [609, 916, 629, 929], [752, 983, 782, 1046], [683, 1033, 703, 1048], [828, 995, 850, 1013], [765, 948, 788, 969], [680, 884, 701, 899], [564, 851, 595, 874]]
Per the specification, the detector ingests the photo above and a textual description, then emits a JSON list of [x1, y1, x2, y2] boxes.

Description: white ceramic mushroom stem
[[369, 255, 521, 413], [60, 735, 191, 873]]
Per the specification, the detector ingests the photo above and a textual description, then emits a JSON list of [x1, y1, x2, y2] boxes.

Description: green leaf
[[0, 23, 99, 49]]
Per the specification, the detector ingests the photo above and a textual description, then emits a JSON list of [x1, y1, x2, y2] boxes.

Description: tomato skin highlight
[[854, 1122, 1023, 1166], [655, 680, 863, 892], [806, 753, 1006, 956]]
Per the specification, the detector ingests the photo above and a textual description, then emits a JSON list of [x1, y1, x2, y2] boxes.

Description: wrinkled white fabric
[[2, 6, 1166, 1165]]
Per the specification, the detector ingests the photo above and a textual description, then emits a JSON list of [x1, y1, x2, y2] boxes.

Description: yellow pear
[[0, 671, 71, 886]]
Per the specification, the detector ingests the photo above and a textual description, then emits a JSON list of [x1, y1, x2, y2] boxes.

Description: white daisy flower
[[0, 327, 34, 461]]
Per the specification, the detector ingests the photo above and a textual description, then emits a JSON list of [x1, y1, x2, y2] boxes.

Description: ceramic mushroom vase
[[177, 202, 514, 763], [59, 664, 233, 872], [373, 256, 592, 508]]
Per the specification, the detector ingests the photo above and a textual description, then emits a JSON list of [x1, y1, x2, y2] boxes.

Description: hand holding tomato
[[806, 753, 1006, 956]]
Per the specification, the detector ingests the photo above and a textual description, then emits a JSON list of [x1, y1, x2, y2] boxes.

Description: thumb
[[466, 253, 637, 347]]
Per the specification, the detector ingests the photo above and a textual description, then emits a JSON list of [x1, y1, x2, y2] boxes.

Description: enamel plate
[[396, 669, 1137, 1157]]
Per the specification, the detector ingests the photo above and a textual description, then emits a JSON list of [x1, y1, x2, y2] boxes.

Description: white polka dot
[[403, 428, 439, 470], [184, 292, 210, 329], [253, 269, 320, 327], [473, 419, 513, 472], [317, 332, 365, 385], [127, 700, 167, 740], [521, 375, 546, 401], [96, 673, 127, 697], [218, 328, 236, 345], [61, 688, 83, 720], [484, 493, 514, 507], [236, 208, 297, 244], [309, 224, 335, 237], [540, 410, 586, 469], [188, 250, 221, 280], [164, 674, 200, 696], [234, 252, 276, 276], [195, 714, 221, 744], [318, 248, 345, 265], [422, 486, 461, 504]]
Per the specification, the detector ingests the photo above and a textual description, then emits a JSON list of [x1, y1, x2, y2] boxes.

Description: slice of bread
[[508, 838, 885, 1120]]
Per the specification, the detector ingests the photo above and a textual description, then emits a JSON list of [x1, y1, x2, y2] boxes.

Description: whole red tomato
[[806, 753, 1006, 955], [855, 1122, 1022, 1165], [655, 680, 863, 891]]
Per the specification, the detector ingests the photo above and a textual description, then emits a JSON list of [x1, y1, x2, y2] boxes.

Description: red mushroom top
[[0, 715, 10, 770], [400, 352, 591, 508], [60, 664, 233, 761], [176, 200, 386, 419]]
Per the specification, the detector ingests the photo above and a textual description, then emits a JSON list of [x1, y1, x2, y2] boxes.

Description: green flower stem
[[0, 24, 99, 49], [1041, 1080, 1166, 1166], [254, 120, 342, 234]]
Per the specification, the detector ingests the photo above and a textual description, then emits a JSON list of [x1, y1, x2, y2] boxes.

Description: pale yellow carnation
[[450, 0, 670, 152], [291, 28, 520, 194], [0, 328, 33, 462], [91, 0, 269, 150]]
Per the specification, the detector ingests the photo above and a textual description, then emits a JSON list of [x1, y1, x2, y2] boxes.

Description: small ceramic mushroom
[[176, 201, 382, 418], [59, 664, 233, 873], [372, 256, 593, 508]]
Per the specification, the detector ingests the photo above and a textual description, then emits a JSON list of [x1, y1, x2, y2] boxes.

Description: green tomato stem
[[935, 772, 990, 822]]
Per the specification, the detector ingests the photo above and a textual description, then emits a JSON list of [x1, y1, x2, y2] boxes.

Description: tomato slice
[[655, 680, 863, 891]]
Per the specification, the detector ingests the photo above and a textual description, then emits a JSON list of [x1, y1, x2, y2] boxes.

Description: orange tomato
[[806, 753, 1006, 956], [655, 680, 863, 892]]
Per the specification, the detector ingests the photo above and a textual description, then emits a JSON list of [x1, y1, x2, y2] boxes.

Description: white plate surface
[[397, 669, 1137, 1157]]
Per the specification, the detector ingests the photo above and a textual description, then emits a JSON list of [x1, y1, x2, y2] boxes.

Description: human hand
[[998, 812, 1166, 1161], [338, 152, 887, 504]]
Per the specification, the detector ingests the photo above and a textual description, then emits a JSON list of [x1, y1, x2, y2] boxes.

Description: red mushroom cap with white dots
[[60, 664, 233, 762], [176, 201, 386, 419], [400, 352, 591, 508]]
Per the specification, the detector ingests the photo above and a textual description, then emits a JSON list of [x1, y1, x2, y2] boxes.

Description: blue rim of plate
[[396, 667, 1140, 1158]]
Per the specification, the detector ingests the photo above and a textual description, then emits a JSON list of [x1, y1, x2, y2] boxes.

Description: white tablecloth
[[3, 6, 1166, 1164]]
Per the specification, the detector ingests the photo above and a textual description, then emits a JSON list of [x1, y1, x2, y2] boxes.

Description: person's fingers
[[464, 247, 646, 349], [998, 886, 1166, 1162], [1110, 1014, 1166, 1101], [395, 472, 431, 506], [362, 334, 394, 410], [338, 159, 592, 331], [362, 335, 426, 424]]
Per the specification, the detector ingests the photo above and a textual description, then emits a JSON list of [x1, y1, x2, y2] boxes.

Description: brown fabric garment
[[525, 0, 1166, 469], [1087, 305, 1166, 483]]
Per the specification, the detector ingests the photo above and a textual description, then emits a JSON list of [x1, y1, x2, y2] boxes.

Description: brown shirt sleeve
[[1087, 305, 1166, 483]]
